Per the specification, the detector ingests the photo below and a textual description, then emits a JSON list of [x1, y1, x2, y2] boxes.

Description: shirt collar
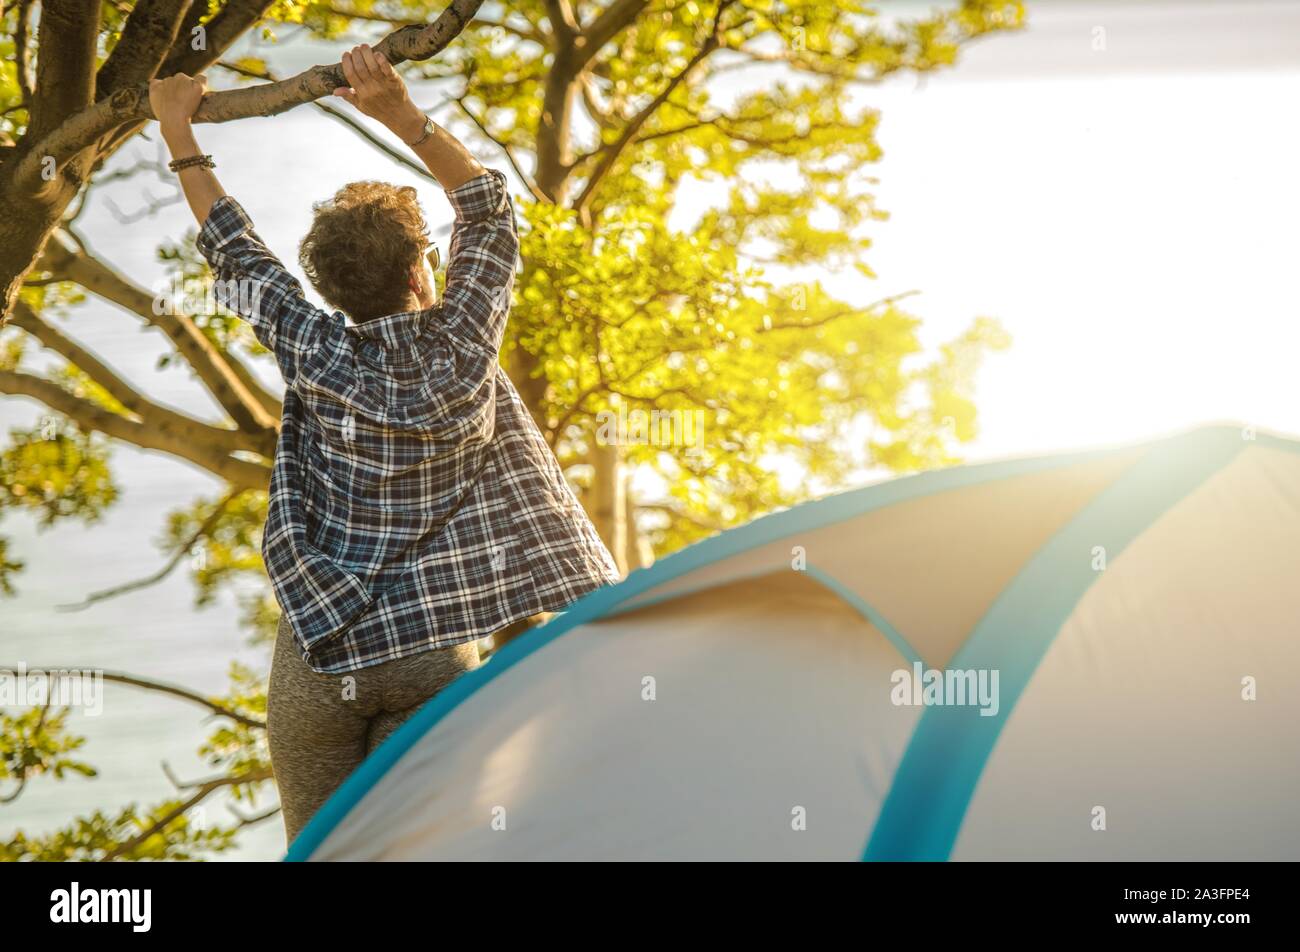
[[349, 308, 428, 347]]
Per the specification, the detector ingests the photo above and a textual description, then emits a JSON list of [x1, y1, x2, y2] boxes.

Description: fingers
[[341, 50, 360, 90], [339, 43, 394, 108], [347, 46, 374, 86], [195, 74, 208, 91], [358, 44, 381, 80]]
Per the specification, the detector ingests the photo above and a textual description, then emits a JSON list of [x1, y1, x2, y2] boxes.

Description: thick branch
[[92, 0, 268, 160], [27, 0, 101, 143], [0, 369, 271, 490], [38, 231, 280, 444], [161, 0, 273, 77], [578, 0, 648, 64], [97, 0, 195, 98], [545, 0, 579, 41], [217, 59, 434, 184], [0, 0, 275, 327], [12, 0, 487, 191], [13, 0, 35, 105], [10, 299, 260, 457]]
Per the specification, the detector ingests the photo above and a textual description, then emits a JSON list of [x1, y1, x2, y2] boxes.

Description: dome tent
[[284, 424, 1300, 861]]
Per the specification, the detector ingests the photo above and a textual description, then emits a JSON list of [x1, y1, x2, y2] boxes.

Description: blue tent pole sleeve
[[863, 426, 1245, 861]]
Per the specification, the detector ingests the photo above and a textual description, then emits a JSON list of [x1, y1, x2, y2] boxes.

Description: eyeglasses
[[426, 245, 441, 272]]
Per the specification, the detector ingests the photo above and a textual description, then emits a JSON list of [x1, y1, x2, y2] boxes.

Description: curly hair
[[298, 181, 429, 322]]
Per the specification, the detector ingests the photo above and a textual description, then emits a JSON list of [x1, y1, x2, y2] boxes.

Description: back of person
[[150, 44, 618, 846]]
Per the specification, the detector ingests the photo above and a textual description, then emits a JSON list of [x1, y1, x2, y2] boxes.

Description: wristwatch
[[408, 116, 434, 148]]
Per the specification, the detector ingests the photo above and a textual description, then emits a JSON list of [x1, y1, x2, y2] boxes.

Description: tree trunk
[[589, 442, 628, 574], [623, 468, 651, 570]]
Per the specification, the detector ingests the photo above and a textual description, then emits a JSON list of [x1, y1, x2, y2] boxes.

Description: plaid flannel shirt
[[197, 168, 619, 673]]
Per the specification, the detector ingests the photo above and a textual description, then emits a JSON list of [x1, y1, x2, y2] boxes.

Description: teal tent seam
[[804, 564, 922, 666], [861, 426, 1246, 861]]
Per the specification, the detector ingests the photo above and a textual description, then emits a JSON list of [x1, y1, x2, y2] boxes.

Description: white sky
[[854, 0, 1300, 459]]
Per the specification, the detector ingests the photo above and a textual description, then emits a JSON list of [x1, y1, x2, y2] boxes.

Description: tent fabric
[[284, 425, 1300, 861]]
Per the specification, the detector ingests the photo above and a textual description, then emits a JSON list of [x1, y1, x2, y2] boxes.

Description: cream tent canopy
[[285, 425, 1300, 861]]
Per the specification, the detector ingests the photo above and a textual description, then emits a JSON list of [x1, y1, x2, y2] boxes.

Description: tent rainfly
[[285, 425, 1300, 861]]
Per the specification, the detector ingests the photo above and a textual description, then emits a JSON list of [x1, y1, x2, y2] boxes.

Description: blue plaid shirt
[[197, 169, 618, 673]]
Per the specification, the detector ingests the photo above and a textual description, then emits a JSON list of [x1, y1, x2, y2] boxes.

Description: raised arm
[[333, 44, 484, 191], [149, 74, 337, 388], [150, 74, 227, 227], [334, 45, 518, 353]]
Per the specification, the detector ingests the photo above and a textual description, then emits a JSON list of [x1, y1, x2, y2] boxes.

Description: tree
[[0, 0, 1020, 859]]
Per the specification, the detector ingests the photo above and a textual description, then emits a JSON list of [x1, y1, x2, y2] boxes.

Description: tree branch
[[161, 0, 274, 76], [12, 0, 487, 192], [10, 299, 261, 457], [27, 0, 101, 143], [544, 0, 579, 42], [304, 1, 547, 45], [96, 0, 196, 99], [578, 0, 648, 64], [452, 96, 545, 201], [99, 763, 273, 861], [0, 667, 267, 730], [37, 231, 280, 444], [577, 71, 619, 132], [0, 369, 271, 491], [12, 0, 35, 105], [59, 489, 246, 612], [216, 59, 435, 184], [759, 290, 921, 333]]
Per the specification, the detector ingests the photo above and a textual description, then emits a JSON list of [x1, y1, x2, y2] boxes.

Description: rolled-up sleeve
[[439, 169, 519, 354], [197, 196, 336, 387]]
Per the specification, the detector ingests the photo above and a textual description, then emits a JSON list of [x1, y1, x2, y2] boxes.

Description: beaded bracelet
[[168, 154, 216, 173]]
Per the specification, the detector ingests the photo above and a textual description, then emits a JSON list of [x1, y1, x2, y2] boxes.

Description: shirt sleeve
[[196, 195, 338, 387], [439, 169, 519, 354]]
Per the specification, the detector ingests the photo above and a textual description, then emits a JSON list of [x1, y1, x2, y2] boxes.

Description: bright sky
[[854, 0, 1300, 460]]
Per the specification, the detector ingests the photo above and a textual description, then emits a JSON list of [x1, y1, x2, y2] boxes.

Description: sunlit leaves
[[197, 662, 271, 799], [414, 1, 1023, 550], [0, 426, 117, 527], [0, 538, 23, 595], [0, 803, 242, 862], [0, 706, 96, 803], [156, 236, 272, 361], [0, 665, 274, 861]]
